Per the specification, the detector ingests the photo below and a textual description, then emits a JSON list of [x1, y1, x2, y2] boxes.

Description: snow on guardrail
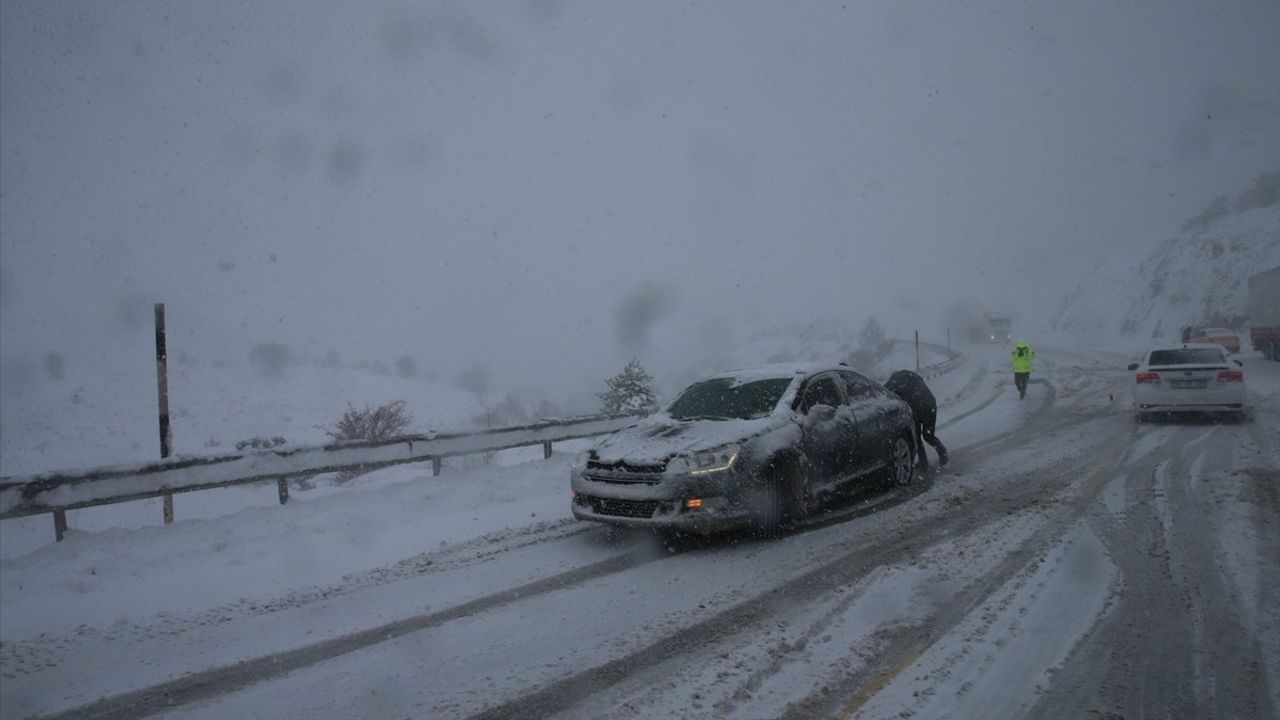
[[0, 412, 646, 521], [918, 342, 964, 379]]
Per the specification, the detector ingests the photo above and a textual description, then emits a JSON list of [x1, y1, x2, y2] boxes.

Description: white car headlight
[[571, 451, 593, 476], [666, 445, 740, 476]]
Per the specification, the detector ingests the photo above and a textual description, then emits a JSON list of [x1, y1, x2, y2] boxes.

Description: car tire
[[748, 460, 796, 537], [885, 435, 915, 487]]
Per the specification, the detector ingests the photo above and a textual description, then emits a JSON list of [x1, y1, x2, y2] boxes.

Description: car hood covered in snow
[[591, 414, 790, 466]]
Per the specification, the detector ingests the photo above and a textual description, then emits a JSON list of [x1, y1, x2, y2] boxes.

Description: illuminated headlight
[[666, 445, 740, 476]]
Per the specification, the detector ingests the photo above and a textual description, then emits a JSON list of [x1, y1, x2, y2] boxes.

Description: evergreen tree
[[598, 358, 658, 414], [858, 316, 887, 351]]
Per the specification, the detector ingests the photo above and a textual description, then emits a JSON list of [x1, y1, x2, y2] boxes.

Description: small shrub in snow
[[494, 393, 530, 425], [395, 355, 418, 379], [326, 400, 413, 442], [537, 399, 562, 420], [248, 343, 294, 379], [236, 436, 286, 451]]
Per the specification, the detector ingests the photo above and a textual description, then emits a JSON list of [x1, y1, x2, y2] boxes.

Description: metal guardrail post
[[54, 509, 68, 542], [432, 458, 443, 476], [156, 303, 174, 526], [543, 441, 553, 459], [277, 478, 289, 505]]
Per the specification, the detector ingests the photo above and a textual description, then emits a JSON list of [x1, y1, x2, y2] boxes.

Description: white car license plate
[[1170, 379, 1206, 389]]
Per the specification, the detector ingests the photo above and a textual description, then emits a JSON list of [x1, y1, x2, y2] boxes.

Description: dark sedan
[[571, 363, 918, 535]]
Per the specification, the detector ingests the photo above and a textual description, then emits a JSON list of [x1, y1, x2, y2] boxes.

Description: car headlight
[[666, 445, 740, 476], [571, 450, 594, 476]]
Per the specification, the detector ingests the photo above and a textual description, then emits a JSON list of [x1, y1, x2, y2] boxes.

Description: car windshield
[[1148, 349, 1225, 365], [666, 377, 792, 421]]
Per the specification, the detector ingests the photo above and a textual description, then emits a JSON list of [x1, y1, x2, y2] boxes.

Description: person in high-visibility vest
[[1011, 339, 1036, 399]]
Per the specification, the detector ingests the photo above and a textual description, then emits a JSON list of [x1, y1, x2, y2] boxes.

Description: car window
[[838, 371, 879, 402], [666, 377, 793, 420], [1148, 349, 1226, 365], [801, 375, 843, 412]]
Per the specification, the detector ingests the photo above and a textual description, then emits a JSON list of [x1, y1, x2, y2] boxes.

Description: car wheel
[[886, 435, 915, 487], [748, 460, 796, 537]]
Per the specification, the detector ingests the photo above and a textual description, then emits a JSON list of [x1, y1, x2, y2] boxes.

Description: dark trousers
[[915, 415, 947, 466], [1014, 372, 1030, 397]]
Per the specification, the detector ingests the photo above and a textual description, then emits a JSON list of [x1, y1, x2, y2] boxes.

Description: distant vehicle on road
[[1127, 343, 1246, 422], [571, 363, 917, 536], [1186, 327, 1242, 354], [1247, 267, 1280, 361], [970, 314, 1012, 343]]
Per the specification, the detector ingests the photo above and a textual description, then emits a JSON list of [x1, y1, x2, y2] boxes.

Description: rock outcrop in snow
[[1051, 203, 1279, 349]]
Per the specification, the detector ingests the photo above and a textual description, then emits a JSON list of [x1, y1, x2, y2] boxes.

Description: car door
[[797, 372, 859, 491], [839, 371, 895, 478]]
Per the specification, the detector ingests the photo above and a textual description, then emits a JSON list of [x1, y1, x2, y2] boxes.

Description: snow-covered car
[[1187, 327, 1241, 354], [570, 363, 918, 535], [1127, 343, 1246, 422]]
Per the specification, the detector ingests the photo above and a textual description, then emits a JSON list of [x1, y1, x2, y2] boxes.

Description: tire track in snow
[[778, 419, 1136, 720], [1030, 421, 1276, 719], [29, 542, 657, 720], [467, 423, 1137, 720], [0, 519, 599, 682]]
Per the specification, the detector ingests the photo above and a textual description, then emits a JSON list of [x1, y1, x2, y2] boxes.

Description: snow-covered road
[[2, 346, 1276, 720]]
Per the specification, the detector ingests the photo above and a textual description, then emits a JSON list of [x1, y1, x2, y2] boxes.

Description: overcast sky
[[2, 0, 1277, 401]]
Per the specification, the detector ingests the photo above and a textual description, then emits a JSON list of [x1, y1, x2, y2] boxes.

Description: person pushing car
[[1011, 339, 1035, 399], [884, 369, 948, 469]]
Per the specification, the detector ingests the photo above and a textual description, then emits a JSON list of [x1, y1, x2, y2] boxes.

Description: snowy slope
[[1050, 204, 1279, 350], [0, 361, 485, 477]]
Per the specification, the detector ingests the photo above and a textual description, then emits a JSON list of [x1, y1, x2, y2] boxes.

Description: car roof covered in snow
[[1143, 343, 1230, 358], [700, 362, 854, 385], [1148, 342, 1228, 351]]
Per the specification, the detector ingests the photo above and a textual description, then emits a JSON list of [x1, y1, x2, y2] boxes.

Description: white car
[[1128, 343, 1246, 422]]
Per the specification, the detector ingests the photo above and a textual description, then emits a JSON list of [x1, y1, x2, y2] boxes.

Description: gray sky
[[2, 0, 1277, 401]]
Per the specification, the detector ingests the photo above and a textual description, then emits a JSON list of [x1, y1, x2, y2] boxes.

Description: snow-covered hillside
[[1051, 204, 1279, 350], [0, 361, 486, 477]]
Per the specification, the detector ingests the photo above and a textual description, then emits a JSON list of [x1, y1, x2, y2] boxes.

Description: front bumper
[[570, 468, 753, 535]]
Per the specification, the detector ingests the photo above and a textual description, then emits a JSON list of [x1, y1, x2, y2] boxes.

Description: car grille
[[587, 459, 667, 474], [587, 497, 659, 519]]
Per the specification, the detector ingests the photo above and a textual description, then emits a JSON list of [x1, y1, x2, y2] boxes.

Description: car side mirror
[[808, 404, 836, 422], [1127, 363, 1139, 371], [1235, 360, 1244, 367]]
